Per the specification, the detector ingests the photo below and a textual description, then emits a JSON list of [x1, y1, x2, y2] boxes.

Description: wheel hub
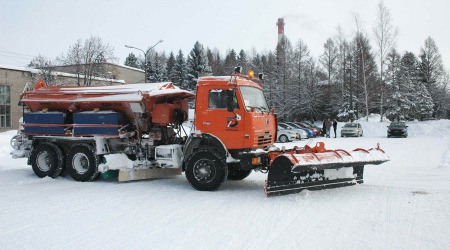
[[37, 151, 51, 171], [73, 153, 89, 174], [193, 159, 216, 183]]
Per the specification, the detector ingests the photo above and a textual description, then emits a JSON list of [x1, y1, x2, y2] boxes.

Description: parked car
[[387, 121, 408, 138], [279, 122, 308, 139], [341, 122, 363, 137], [285, 122, 315, 138], [277, 125, 300, 143], [294, 122, 321, 137]]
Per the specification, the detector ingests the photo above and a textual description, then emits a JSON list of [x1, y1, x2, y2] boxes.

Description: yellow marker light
[[251, 157, 260, 165], [248, 70, 255, 78]]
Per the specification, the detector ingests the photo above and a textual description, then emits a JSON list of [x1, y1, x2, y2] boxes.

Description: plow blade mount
[[265, 146, 389, 196]]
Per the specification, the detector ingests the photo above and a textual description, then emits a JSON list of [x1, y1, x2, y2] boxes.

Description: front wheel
[[279, 135, 288, 143], [67, 144, 99, 182], [185, 150, 227, 191]]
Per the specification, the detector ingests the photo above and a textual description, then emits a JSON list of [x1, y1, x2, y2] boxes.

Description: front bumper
[[388, 130, 407, 137], [341, 132, 358, 137]]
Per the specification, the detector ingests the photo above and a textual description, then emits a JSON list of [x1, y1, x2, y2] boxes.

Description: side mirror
[[226, 88, 236, 112]]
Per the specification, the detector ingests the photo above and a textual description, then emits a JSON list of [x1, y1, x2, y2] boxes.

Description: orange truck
[[10, 68, 389, 196]]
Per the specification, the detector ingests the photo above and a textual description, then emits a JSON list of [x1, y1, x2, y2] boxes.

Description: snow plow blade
[[265, 143, 389, 196], [118, 168, 182, 182]]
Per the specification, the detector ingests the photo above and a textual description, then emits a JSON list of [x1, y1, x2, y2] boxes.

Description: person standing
[[325, 118, 332, 138], [322, 120, 327, 137], [332, 119, 337, 138]]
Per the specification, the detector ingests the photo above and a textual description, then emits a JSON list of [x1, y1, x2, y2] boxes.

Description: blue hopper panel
[[23, 112, 66, 135], [24, 126, 66, 135], [73, 111, 126, 135], [24, 112, 66, 124]]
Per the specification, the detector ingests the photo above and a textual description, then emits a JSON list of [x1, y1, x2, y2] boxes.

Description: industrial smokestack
[[276, 18, 285, 43]]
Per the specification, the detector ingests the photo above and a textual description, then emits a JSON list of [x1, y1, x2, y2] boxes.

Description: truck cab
[[182, 72, 278, 191], [194, 75, 277, 150]]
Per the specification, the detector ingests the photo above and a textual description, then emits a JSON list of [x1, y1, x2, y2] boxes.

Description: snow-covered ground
[[1, 118, 450, 249]]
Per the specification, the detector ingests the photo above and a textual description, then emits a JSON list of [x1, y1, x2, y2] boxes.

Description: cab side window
[[208, 90, 226, 109], [208, 90, 239, 109]]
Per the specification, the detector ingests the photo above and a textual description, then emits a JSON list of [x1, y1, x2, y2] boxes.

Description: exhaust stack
[[276, 18, 285, 43]]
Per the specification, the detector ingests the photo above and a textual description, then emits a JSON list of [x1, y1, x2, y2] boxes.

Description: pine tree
[[166, 52, 176, 82], [124, 53, 139, 68], [384, 49, 402, 120], [206, 48, 224, 76], [147, 52, 166, 82], [301, 58, 324, 121], [351, 32, 378, 119], [237, 50, 250, 72], [186, 41, 211, 91], [223, 49, 237, 74], [173, 50, 187, 88], [418, 37, 445, 117], [400, 52, 433, 120], [414, 81, 434, 120]]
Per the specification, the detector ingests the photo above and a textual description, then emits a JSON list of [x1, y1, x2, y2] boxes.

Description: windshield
[[390, 122, 405, 127], [344, 123, 357, 128], [240, 86, 269, 112], [278, 123, 289, 129]]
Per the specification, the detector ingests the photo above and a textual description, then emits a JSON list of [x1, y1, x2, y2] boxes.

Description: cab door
[[196, 87, 245, 149]]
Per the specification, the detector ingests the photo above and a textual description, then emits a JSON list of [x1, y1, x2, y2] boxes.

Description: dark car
[[293, 122, 321, 137], [286, 122, 315, 138], [387, 122, 408, 138]]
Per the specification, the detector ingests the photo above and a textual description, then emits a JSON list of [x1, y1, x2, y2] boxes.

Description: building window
[[0, 85, 11, 128]]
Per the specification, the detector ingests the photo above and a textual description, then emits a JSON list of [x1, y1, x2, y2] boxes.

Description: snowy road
[[1, 120, 449, 249]]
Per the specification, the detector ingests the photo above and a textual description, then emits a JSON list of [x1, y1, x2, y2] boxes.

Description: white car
[[277, 125, 300, 143], [341, 122, 363, 137], [279, 123, 308, 139]]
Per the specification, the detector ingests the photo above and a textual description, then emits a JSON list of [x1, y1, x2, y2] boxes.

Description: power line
[[0, 52, 29, 65], [0, 47, 38, 66], [0, 47, 37, 58]]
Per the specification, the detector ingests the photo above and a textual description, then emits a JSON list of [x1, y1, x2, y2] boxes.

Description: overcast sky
[[1, 0, 449, 71]]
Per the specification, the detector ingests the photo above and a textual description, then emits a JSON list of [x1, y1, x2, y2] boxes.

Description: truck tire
[[50, 143, 65, 178], [67, 144, 99, 182], [227, 163, 252, 180], [30, 143, 61, 178], [185, 149, 227, 191]]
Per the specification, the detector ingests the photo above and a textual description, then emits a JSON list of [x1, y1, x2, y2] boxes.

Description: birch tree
[[373, 1, 398, 121]]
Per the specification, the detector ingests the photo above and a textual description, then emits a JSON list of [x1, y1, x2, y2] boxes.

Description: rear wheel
[[227, 163, 252, 180], [50, 143, 65, 178], [185, 149, 227, 191], [67, 144, 99, 182], [30, 143, 61, 178]]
